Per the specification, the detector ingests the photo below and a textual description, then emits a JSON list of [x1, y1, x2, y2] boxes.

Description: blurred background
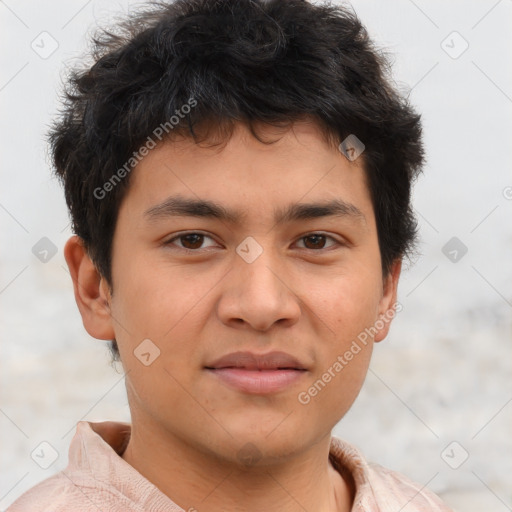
[[1, 1, 511, 510]]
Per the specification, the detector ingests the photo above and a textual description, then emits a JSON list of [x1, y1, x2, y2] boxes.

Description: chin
[[226, 418, 316, 463]]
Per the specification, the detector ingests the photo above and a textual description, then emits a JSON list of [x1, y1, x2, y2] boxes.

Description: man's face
[[106, 121, 398, 464]]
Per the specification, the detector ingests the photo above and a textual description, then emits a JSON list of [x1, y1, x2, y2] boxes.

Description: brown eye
[[303, 234, 327, 249], [297, 233, 339, 250], [165, 232, 218, 251], [179, 234, 205, 249], [298, 233, 343, 251]]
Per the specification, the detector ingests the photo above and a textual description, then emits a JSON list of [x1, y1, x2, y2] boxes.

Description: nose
[[217, 245, 302, 333]]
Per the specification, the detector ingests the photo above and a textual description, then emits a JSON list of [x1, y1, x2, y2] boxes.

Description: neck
[[121, 420, 353, 512]]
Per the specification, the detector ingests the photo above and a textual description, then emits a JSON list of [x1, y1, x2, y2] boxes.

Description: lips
[[205, 351, 307, 371], [205, 351, 308, 394]]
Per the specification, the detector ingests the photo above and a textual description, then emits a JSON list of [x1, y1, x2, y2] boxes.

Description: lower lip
[[207, 368, 306, 394]]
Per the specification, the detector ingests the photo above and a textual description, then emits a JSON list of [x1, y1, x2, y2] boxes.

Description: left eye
[[295, 234, 339, 250], [165, 232, 339, 251]]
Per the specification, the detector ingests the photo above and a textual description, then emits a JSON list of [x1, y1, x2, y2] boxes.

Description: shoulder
[[6, 471, 135, 512], [364, 461, 454, 511], [330, 437, 454, 511]]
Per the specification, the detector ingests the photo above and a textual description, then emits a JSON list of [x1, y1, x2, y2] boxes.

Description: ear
[[374, 259, 402, 343], [63, 235, 115, 340]]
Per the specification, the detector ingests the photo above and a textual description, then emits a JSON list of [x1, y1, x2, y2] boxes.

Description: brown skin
[[65, 120, 400, 512]]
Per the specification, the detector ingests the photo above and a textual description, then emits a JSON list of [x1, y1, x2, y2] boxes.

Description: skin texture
[[65, 120, 401, 512]]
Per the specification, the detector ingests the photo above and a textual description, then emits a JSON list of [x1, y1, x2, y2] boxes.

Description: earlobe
[[374, 259, 402, 343], [63, 235, 115, 340]]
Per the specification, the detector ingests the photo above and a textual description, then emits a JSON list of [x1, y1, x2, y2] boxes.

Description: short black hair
[[50, 0, 424, 361]]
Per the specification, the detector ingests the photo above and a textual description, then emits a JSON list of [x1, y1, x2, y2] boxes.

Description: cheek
[[110, 253, 210, 340], [297, 286, 377, 425], [109, 256, 223, 395], [296, 346, 372, 437], [309, 264, 382, 336], [296, 270, 381, 412]]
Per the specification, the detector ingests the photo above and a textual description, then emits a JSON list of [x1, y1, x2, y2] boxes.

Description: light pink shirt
[[8, 421, 453, 511]]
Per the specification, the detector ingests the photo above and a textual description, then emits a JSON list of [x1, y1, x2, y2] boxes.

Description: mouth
[[204, 351, 308, 394]]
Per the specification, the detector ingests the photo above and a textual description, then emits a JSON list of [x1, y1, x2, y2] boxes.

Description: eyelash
[[164, 231, 343, 253]]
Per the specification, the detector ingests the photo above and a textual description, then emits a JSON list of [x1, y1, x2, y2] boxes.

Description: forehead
[[120, 120, 373, 225]]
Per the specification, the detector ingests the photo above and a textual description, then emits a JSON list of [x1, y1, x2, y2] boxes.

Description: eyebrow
[[144, 195, 365, 225]]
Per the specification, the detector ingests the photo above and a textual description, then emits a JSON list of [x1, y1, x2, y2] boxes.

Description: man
[[8, 0, 453, 510]]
